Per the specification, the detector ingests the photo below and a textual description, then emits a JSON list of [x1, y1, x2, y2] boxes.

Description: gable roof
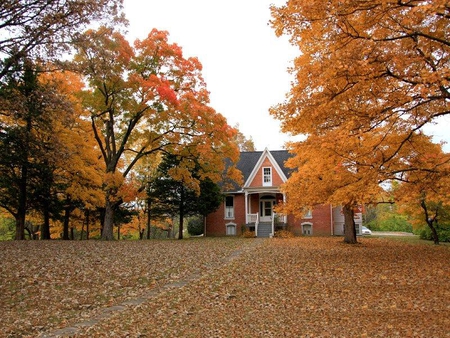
[[237, 149, 292, 186]]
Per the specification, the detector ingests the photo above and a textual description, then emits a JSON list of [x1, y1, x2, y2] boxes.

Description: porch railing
[[271, 213, 276, 238], [247, 213, 259, 237], [272, 213, 287, 237]]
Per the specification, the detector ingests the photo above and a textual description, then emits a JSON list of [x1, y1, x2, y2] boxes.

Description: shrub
[[367, 215, 413, 232], [419, 226, 450, 243], [242, 230, 255, 238], [187, 217, 204, 236]]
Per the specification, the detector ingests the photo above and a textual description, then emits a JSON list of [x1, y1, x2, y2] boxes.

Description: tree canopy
[[270, 0, 449, 243], [0, 0, 125, 80], [74, 27, 240, 240], [148, 153, 223, 239]]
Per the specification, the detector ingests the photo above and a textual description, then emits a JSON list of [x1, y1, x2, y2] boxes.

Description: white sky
[[123, 0, 449, 152], [123, 0, 297, 151]]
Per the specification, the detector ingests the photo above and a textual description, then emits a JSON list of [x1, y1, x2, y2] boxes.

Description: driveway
[[371, 231, 417, 236]]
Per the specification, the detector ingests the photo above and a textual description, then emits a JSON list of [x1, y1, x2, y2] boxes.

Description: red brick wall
[[288, 204, 333, 236], [205, 195, 334, 237], [249, 157, 284, 188], [205, 194, 246, 236]]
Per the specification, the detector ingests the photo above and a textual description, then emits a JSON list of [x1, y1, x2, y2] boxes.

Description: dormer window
[[263, 167, 272, 186]]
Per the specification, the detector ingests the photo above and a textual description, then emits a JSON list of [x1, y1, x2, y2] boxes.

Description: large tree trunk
[[15, 164, 28, 240], [146, 198, 151, 239], [86, 210, 90, 240], [427, 222, 439, 245], [63, 207, 71, 240], [41, 206, 51, 240], [15, 213, 26, 240], [178, 187, 185, 240], [343, 204, 357, 244], [102, 199, 115, 240], [421, 200, 439, 245]]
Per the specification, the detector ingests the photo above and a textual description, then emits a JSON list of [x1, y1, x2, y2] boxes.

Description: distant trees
[[147, 153, 223, 240], [233, 124, 256, 152], [270, 1, 449, 243]]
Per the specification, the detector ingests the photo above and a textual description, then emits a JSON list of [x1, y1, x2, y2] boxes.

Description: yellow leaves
[[270, 0, 449, 154], [103, 171, 124, 193]]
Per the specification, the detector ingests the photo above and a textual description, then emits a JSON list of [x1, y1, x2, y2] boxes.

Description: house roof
[[236, 149, 292, 187]]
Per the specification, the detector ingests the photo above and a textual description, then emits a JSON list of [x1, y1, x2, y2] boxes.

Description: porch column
[[245, 190, 248, 224]]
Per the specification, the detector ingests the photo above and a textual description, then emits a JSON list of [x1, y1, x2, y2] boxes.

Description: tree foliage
[[233, 124, 256, 151], [148, 153, 223, 239], [73, 27, 240, 240], [393, 140, 450, 244], [270, 1, 449, 243], [0, 63, 105, 239], [0, 0, 125, 80]]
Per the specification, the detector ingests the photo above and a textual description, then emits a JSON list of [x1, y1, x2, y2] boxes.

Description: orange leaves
[[74, 26, 239, 239], [156, 82, 178, 106], [3, 238, 449, 337], [270, 0, 450, 216]]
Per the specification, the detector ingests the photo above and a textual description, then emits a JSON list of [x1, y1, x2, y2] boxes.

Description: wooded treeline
[[0, 0, 245, 240]]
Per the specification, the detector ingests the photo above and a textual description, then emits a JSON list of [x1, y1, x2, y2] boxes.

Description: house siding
[[249, 157, 284, 188], [205, 194, 246, 236], [288, 205, 332, 236]]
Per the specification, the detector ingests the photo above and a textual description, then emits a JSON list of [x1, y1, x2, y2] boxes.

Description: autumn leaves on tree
[[73, 27, 240, 240], [1, 0, 448, 241], [0, 1, 241, 240], [270, 1, 449, 243]]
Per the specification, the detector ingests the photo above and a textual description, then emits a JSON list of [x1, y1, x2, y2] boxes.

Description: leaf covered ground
[[1, 237, 449, 337]]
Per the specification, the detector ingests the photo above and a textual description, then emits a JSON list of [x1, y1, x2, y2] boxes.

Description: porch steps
[[257, 222, 272, 238]]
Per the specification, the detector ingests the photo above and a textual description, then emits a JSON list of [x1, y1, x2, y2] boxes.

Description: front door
[[260, 196, 275, 222]]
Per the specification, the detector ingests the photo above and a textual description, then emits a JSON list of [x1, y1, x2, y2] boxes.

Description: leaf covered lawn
[[1, 237, 449, 337]]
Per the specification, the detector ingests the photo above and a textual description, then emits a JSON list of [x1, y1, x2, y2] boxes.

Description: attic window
[[263, 167, 272, 186]]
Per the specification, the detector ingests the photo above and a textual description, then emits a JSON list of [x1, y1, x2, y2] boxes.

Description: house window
[[226, 223, 236, 236], [304, 209, 312, 219], [263, 167, 272, 186], [302, 223, 313, 235], [225, 196, 234, 219]]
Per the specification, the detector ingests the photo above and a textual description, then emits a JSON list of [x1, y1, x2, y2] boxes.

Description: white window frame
[[225, 195, 234, 219], [262, 167, 272, 186], [226, 223, 237, 236], [301, 222, 313, 235]]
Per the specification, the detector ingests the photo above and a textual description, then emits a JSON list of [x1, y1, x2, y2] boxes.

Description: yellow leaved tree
[[270, 1, 449, 243]]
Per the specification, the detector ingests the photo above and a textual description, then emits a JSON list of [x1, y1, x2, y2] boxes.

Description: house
[[205, 148, 362, 237]]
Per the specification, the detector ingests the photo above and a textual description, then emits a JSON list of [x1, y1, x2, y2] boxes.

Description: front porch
[[244, 190, 287, 237], [246, 212, 287, 238]]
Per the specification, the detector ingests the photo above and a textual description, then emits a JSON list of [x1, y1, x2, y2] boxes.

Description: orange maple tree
[[270, 1, 449, 243], [73, 27, 240, 240]]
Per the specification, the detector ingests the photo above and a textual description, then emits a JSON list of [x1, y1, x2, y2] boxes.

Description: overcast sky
[[123, 0, 449, 152], [123, 0, 297, 151]]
